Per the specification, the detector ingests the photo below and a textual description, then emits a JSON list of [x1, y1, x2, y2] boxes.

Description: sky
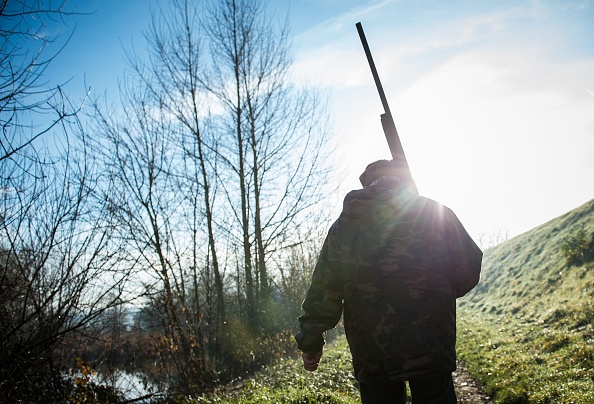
[[40, 0, 594, 245]]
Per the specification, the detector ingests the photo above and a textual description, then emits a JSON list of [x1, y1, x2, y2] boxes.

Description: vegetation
[[560, 228, 594, 265], [1, 2, 129, 400], [1, 0, 333, 400], [457, 198, 594, 403], [87, 0, 334, 392], [196, 334, 360, 404]]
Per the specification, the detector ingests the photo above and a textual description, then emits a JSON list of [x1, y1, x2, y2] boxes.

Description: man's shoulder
[[414, 195, 456, 216], [342, 187, 374, 202]]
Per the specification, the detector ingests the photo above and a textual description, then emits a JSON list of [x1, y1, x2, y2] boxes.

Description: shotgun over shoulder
[[355, 22, 416, 192]]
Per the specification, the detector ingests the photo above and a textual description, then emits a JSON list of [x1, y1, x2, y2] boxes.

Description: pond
[[70, 368, 161, 402]]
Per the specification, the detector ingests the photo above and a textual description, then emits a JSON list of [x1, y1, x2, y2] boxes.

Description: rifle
[[355, 22, 416, 190]]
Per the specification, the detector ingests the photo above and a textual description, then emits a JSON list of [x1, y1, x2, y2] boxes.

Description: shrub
[[560, 229, 594, 265]]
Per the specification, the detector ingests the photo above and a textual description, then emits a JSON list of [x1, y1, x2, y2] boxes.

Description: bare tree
[[0, 2, 133, 400], [0, 0, 83, 165], [204, 0, 334, 324], [132, 0, 226, 348], [275, 236, 323, 314], [89, 0, 336, 393], [478, 228, 510, 250], [91, 77, 218, 392], [0, 120, 129, 400]]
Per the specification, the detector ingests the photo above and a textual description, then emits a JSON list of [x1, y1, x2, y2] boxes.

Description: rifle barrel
[[355, 22, 391, 116]]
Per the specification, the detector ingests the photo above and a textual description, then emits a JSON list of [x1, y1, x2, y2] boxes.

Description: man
[[296, 159, 482, 403]]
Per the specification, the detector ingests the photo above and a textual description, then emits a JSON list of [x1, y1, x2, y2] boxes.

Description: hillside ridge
[[455, 197, 594, 403], [462, 197, 594, 318]]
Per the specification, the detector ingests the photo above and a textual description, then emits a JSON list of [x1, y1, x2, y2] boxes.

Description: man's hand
[[302, 351, 322, 371]]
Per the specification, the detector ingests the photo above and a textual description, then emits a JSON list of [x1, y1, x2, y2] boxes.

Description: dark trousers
[[359, 373, 457, 404]]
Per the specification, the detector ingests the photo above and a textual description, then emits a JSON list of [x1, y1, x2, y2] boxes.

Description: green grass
[[457, 309, 594, 403], [194, 336, 360, 403], [456, 198, 594, 403]]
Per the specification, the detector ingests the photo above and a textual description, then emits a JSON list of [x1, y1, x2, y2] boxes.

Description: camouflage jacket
[[296, 181, 482, 381]]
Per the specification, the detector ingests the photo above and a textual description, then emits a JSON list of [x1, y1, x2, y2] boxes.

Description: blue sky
[[42, 0, 594, 243]]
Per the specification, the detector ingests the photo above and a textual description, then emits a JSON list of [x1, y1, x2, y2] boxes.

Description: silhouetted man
[[296, 159, 482, 404]]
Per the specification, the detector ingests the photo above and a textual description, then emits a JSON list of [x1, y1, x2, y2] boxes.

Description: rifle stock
[[356, 22, 416, 191]]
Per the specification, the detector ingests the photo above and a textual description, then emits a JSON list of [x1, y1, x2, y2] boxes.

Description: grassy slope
[[457, 198, 594, 403]]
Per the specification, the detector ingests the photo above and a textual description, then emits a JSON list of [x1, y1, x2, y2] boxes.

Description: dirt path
[[453, 361, 492, 403]]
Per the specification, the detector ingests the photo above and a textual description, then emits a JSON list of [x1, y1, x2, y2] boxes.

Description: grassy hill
[[457, 198, 594, 403]]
